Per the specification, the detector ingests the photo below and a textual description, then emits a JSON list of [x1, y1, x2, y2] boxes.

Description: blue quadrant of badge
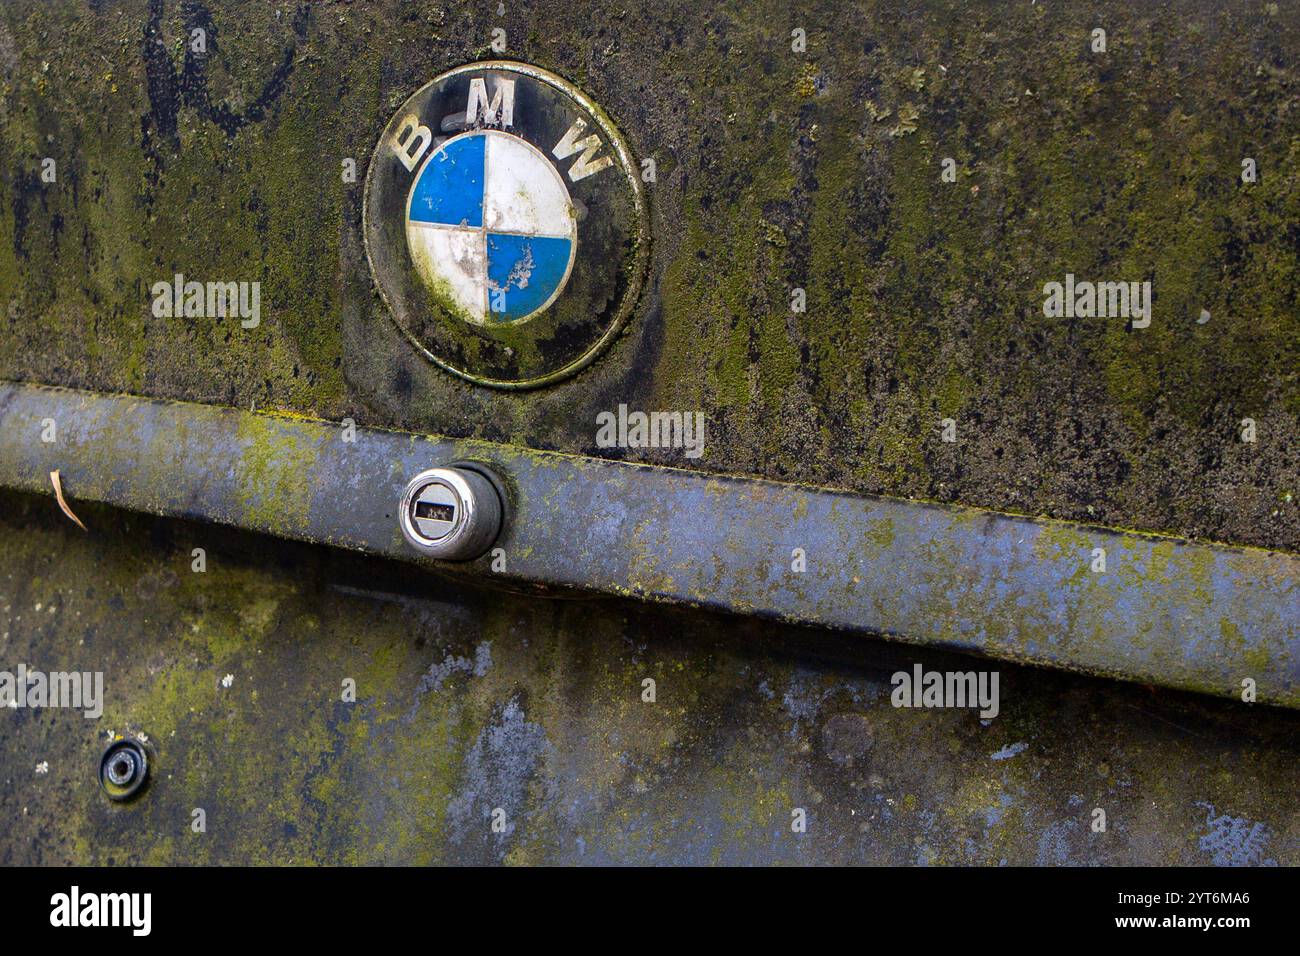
[[408, 135, 484, 227], [486, 233, 573, 322]]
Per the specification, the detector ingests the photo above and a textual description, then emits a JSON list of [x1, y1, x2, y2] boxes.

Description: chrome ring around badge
[[363, 61, 648, 390]]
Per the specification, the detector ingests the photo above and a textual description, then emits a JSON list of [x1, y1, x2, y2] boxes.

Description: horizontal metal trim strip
[[0, 381, 1295, 708]]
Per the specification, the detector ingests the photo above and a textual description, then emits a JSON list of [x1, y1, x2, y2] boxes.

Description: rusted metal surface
[[1, 381, 1295, 709]]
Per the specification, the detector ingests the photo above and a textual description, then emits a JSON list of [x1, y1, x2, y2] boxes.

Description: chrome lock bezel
[[398, 466, 503, 560]]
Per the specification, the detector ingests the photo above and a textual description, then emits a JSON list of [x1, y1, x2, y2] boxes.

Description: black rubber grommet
[[99, 738, 149, 802]]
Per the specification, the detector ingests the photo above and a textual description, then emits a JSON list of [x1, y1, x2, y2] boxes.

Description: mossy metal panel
[[1, 492, 1297, 865], [0, 0, 1297, 866], [0, 0, 1296, 551]]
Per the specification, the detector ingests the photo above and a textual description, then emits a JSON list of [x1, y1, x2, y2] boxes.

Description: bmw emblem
[[364, 61, 649, 389]]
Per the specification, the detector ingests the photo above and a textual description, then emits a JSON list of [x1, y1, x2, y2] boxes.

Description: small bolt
[[107, 752, 136, 785], [99, 738, 149, 802]]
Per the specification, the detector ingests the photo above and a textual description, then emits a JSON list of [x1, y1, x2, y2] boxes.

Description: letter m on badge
[[466, 77, 515, 127]]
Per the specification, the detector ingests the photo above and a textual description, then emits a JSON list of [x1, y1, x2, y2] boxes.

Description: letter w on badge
[[552, 118, 613, 182]]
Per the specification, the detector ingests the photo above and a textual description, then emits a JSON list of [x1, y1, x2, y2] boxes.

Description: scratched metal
[[0, 381, 1295, 708]]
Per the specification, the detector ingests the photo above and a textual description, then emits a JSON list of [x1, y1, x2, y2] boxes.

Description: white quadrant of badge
[[405, 129, 578, 325]]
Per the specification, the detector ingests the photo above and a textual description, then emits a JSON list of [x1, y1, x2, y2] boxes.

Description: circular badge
[[364, 61, 648, 389]]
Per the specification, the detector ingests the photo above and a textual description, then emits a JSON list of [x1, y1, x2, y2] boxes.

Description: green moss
[[1, 0, 1295, 552], [233, 415, 318, 535]]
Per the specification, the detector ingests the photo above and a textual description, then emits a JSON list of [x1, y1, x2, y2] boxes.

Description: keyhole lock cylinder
[[399, 465, 504, 560]]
